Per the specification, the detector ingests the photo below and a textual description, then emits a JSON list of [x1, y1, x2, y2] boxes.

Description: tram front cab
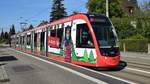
[[87, 14, 120, 67]]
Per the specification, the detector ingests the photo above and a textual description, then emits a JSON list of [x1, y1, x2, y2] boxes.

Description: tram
[[11, 13, 120, 67]]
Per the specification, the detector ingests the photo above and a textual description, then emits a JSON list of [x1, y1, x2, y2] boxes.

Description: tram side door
[[64, 22, 72, 62], [40, 29, 46, 55], [37, 32, 41, 54]]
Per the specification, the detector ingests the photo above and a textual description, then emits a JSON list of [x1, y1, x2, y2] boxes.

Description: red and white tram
[[11, 13, 120, 67]]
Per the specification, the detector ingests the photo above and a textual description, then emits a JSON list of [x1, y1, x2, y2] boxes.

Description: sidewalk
[[0, 63, 9, 84]]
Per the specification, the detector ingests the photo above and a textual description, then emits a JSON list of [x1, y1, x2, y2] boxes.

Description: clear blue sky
[[0, 0, 149, 32]]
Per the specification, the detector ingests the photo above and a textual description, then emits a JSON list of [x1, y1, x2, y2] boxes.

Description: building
[[122, 0, 138, 16]]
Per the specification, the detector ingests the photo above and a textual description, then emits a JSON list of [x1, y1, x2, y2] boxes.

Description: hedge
[[119, 39, 149, 52]]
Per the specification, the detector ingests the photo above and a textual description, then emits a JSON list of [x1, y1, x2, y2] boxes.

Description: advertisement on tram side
[[48, 36, 60, 48]]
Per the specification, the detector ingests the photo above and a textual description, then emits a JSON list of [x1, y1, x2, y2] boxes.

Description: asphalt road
[[0, 45, 150, 84]]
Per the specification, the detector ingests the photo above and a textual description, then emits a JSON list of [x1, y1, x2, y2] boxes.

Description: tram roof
[[14, 13, 107, 36]]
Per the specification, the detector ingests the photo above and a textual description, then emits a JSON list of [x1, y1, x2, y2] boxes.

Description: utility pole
[[106, 0, 109, 17]]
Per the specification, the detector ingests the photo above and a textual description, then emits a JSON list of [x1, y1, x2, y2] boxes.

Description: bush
[[127, 34, 147, 39]]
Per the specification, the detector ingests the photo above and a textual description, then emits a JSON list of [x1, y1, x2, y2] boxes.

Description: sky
[[0, 0, 149, 32]]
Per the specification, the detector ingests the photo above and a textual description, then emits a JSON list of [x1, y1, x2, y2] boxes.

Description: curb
[[0, 64, 10, 83]]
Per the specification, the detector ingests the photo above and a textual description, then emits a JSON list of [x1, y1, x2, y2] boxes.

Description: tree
[[141, 1, 150, 38], [37, 21, 48, 27], [50, 0, 67, 22], [4, 32, 9, 40], [28, 24, 34, 30], [86, 0, 126, 18], [130, 0, 138, 8], [9, 28, 12, 36], [112, 18, 137, 39], [11, 25, 16, 35], [1, 28, 4, 39]]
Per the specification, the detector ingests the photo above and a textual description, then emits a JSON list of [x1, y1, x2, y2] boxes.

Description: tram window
[[20, 37, 23, 45], [27, 35, 31, 45], [22, 36, 24, 45], [57, 28, 64, 47], [40, 31, 45, 50], [51, 29, 56, 37], [21, 36, 23, 45], [34, 33, 37, 47], [23, 36, 25, 45], [76, 23, 94, 48], [16, 37, 19, 44]]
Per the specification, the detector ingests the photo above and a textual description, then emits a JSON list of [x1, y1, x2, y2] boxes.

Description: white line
[[10, 49, 107, 84], [126, 67, 150, 74]]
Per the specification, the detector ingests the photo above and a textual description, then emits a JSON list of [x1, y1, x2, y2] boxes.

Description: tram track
[[127, 63, 150, 71], [105, 70, 150, 84], [87, 60, 150, 84], [127, 61, 150, 67]]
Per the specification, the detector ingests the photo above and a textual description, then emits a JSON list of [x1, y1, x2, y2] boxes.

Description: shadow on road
[[84, 60, 127, 72], [0, 56, 18, 62]]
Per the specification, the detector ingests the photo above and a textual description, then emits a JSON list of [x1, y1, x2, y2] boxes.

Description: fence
[[119, 39, 150, 53]]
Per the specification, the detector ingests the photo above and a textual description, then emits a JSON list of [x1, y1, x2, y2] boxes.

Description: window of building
[[76, 23, 94, 48]]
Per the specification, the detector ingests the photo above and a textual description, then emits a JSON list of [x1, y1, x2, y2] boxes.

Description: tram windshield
[[89, 15, 119, 48], [89, 15, 119, 56]]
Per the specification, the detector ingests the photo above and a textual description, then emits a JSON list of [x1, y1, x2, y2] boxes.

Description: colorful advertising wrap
[[48, 36, 60, 48]]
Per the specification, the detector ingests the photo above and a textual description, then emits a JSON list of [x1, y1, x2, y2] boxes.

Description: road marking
[[10, 49, 135, 84], [10, 49, 107, 84], [126, 67, 150, 74]]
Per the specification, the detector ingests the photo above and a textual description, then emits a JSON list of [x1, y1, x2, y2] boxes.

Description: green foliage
[[50, 0, 67, 22], [28, 24, 34, 30], [111, 18, 137, 39], [4, 32, 9, 40], [86, 0, 126, 18], [0, 29, 9, 43], [86, 0, 105, 14], [86, 0, 150, 41], [127, 34, 147, 40], [111, 16, 150, 40], [11, 25, 15, 35], [0, 24, 16, 43], [0, 28, 4, 39]]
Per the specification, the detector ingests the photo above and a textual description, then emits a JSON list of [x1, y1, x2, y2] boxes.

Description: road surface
[[0, 45, 150, 84]]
